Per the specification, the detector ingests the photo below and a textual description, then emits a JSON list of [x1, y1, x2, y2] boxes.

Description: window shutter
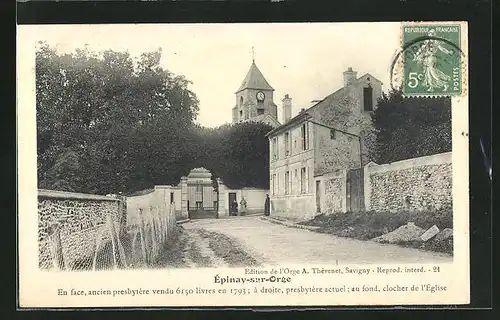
[[305, 167, 309, 193], [306, 122, 309, 150], [277, 173, 280, 195]]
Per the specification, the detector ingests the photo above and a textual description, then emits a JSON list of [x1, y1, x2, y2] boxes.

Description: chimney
[[343, 67, 357, 87], [282, 94, 292, 123]]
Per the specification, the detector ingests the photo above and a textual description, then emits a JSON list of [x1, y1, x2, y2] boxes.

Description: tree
[[371, 89, 452, 164], [36, 43, 200, 194], [201, 122, 272, 190], [39, 148, 82, 192], [37, 44, 272, 195]]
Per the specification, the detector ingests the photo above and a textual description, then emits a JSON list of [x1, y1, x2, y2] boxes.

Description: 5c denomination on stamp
[[401, 24, 463, 96]]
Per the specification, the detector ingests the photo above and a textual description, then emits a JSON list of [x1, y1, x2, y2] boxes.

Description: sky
[[33, 23, 401, 127]]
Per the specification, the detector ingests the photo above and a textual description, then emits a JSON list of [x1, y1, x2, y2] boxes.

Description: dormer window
[[363, 85, 373, 111]]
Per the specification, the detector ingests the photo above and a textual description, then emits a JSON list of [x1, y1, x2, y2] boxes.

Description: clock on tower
[[256, 91, 265, 102]]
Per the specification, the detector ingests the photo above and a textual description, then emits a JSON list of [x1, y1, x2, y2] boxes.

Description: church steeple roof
[[235, 61, 274, 93]]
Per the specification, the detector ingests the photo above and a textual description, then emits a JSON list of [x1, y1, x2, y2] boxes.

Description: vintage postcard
[[17, 22, 469, 308]]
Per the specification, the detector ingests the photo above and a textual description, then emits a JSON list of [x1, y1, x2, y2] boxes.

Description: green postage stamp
[[401, 23, 463, 96]]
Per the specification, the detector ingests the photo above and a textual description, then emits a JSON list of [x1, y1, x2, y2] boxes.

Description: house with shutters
[[266, 67, 382, 219]]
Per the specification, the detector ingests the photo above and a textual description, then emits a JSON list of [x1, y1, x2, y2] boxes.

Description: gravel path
[[183, 216, 453, 266]]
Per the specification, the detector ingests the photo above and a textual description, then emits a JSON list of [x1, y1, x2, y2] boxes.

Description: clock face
[[256, 91, 265, 101]]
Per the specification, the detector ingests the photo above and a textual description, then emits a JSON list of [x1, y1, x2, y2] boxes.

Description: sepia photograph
[[18, 22, 469, 307]]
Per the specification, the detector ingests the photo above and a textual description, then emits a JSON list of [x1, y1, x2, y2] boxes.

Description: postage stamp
[[400, 23, 463, 97], [17, 22, 470, 309]]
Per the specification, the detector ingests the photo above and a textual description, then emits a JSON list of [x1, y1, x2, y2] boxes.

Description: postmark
[[390, 23, 467, 97]]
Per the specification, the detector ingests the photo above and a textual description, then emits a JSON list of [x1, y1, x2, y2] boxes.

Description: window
[[196, 184, 203, 193], [284, 132, 290, 156], [257, 108, 265, 115], [239, 110, 243, 118], [170, 192, 174, 204], [196, 201, 202, 209], [240, 96, 243, 106], [301, 123, 309, 150], [285, 171, 290, 195], [363, 86, 373, 111], [300, 167, 307, 194]]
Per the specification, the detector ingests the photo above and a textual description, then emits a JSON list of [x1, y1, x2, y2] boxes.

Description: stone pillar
[[341, 169, 348, 213], [217, 178, 228, 218], [363, 162, 376, 212], [180, 177, 189, 220]]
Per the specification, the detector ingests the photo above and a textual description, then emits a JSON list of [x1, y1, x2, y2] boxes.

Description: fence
[[125, 188, 177, 266], [38, 188, 177, 271]]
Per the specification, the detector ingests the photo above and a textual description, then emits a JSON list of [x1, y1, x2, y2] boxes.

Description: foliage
[[37, 43, 199, 194], [212, 122, 272, 190], [38, 148, 82, 192], [36, 43, 271, 194], [371, 89, 452, 164]]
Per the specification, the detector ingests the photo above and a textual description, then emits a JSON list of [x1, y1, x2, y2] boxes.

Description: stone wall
[[38, 190, 122, 270], [39, 187, 178, 271], [364, 152, 452, 212], [321, 170, 347, 214]]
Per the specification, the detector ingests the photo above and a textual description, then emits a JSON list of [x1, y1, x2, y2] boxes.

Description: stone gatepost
[[217, 178, 228, 218], [180, 177, 189, 220]]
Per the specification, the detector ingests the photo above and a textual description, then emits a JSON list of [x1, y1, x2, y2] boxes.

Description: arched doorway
[[186, 168, 219, 219]]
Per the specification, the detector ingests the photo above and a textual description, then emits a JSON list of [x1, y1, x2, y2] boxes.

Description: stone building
[[266, 67, 383, 219], [232, 60, 281, 128]]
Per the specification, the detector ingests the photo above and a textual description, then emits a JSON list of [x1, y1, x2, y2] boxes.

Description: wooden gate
[[187, 182, 219, 219], [346, 168, 365, 212]]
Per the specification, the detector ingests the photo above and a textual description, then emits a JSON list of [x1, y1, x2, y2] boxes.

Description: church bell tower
[[232, 55, 278, 125]]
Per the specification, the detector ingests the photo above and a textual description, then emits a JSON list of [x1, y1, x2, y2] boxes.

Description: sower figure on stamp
[[413, 29, 453, 92], [239, 197, 247, 216], [264, 194, 270, 216]]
